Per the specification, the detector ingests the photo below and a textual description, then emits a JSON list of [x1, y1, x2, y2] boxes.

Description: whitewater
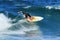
[[0, 13, 60, 40], [0, 13, 42, 37]]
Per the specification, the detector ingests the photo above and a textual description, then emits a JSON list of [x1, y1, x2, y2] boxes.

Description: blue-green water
[[0, 0, 60, 40]]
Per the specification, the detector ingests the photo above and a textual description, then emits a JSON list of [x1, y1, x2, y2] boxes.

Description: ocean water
[[0, 0, 60, 40]]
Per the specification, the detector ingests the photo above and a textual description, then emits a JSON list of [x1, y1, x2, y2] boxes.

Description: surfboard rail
[[26, 16, 44, 22]]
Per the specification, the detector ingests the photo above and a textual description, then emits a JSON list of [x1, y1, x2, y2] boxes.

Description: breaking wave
[[45, 6, 60, 9], [0, 13, 42, 36]]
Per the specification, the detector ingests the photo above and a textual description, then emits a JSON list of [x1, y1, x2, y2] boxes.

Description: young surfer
[[18, 11, 34, 20]]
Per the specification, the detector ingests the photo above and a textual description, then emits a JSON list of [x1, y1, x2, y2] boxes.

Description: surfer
[[18, 11, 43, 22], [18, 11, 34, 20]]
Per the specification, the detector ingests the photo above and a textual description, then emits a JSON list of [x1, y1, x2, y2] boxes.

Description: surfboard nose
[[39, 17, 44, 21]]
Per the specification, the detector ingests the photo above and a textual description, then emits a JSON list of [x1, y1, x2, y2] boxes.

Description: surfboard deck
[[26, 16, 43, 22]]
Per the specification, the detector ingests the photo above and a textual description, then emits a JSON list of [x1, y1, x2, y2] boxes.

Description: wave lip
[[45, 6, 60, 10], [23, 6, 31, 9]]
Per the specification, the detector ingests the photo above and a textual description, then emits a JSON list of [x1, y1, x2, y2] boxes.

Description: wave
[[0, 13, 42, 36], [7, 19, 42, 35]]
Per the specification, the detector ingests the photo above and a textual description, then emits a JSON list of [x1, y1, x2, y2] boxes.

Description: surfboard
[[26, 16, 43, 22]]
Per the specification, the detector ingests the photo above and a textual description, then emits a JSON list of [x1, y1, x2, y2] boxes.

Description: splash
[[0, 13, 25, 35], [0, 13, 12, 31], [3, 19, 42, 37]]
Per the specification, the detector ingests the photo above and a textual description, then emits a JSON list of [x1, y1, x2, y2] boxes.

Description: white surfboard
[[26, 16, 44, 22]]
